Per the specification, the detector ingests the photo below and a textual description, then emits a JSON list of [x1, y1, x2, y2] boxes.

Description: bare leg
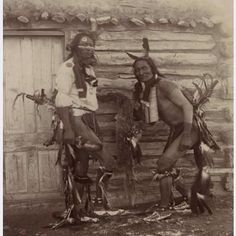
[[156, 128, 199, 208], [159, 176, 173, 208]]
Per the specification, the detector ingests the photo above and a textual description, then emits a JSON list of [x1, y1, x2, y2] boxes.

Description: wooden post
[[90, 17, 97, 32]]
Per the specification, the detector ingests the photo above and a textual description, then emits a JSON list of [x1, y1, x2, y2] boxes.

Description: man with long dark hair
[[132, 55, 219, 213]]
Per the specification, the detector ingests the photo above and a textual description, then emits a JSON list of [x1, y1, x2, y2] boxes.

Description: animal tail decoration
[[182, 74, 219, 215], [190, 166, 214, 215]]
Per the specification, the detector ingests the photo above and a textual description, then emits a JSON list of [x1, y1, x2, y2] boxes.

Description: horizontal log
[[206, 98, 233, 111], [96, 66, 217, 78], [99, 117, 170, 134], [97, 52, 218, 66], [97, 121, 115, 130], [100, 130, 170, 143], [96, 40, 216, 51], [96, 80, 223, 101], [97, 76, 222, 99], [96, 113, 116, 122], [108, 191, 159, 207], [97, 77, 135, 93], [141, 155, 225, 169], [96, 101, 118, 114], [99, 30, 213, 42], [210, 168, 233, 174], [98, 89, 132, 100], [206, 121, 233, 134]]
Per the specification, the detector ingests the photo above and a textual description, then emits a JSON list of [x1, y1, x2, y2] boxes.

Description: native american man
[[54, 32, 116, 213], [131, 56, 219, 212]]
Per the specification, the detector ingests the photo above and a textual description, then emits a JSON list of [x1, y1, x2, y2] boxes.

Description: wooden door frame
[[3, 30, 66, 136], [3, 31, 66, 201]]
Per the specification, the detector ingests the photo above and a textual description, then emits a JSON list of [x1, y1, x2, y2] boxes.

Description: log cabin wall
[[3, 0, 233, 206]]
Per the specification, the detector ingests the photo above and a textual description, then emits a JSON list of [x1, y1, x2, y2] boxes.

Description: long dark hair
[[133, 56, 165, 102], [66, 32, 97, 97]]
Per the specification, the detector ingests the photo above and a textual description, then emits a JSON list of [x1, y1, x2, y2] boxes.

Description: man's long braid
[[67, 32, 97, 98], [72, 53, 87, 98]]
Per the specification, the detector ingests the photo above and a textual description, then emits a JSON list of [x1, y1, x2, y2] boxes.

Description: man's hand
[[56, 107, 76, 144], [179, 133, 192, 151], [54, 128, 64, 144]]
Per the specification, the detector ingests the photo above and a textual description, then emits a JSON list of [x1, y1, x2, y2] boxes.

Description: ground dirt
[[4, 193, 233, 236]]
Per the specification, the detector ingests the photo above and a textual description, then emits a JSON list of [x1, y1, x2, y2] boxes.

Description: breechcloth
[[156, 121, 199, 173]]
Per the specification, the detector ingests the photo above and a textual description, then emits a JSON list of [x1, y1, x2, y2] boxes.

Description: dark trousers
[[72, 116, 116, 201], [73, 116, 116, 175]]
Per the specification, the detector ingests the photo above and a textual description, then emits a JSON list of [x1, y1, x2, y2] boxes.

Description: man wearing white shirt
[[55, 32, 116, 214]]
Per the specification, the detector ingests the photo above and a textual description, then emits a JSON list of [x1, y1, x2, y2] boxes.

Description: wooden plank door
[[3, 34, 64, 201]]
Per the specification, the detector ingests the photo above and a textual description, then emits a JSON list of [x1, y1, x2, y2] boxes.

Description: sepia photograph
[[3, 0, 233, 235]]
